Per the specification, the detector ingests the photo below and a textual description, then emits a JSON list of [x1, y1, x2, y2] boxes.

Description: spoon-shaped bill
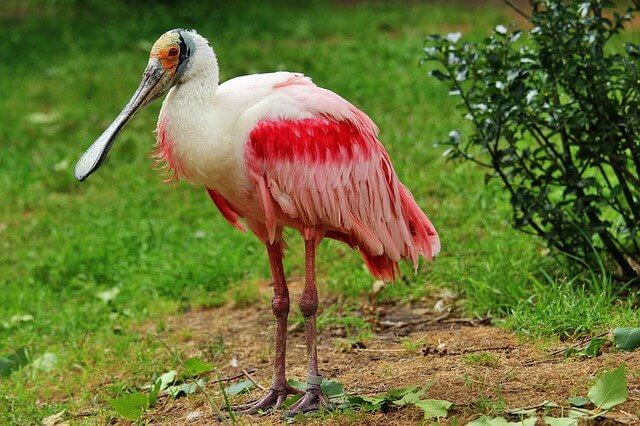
[[74, 60, 167, 182]]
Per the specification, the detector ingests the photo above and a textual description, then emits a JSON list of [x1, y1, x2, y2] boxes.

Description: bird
[[74, 29, 440, 416]]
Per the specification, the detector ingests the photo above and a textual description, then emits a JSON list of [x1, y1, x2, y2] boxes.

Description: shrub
[[423, 0, 640, 280]]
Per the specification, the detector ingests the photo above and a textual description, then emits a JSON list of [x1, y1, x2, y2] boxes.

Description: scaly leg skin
[[284, 238, 330, 417], [233, 241, 302, 414]]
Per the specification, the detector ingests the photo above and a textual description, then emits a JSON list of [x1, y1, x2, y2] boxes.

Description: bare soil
[[139, 280, 640, 425]]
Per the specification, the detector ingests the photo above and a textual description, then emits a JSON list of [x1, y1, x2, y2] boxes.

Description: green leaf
[[224, 379, 254, 396], [565, 337, 605, 358], [587, 365, 627, 410], [109, 392, 148, 421], [567, 408, 589, 419], [321, 379, 345, 398], [286, 378, 306, 392], [157, 370, 177, 390], [347, 394, 388, 411], [166, 378, 206, 398], [468, 416, 537, 426], [391, 388, 423, 406], [544, 417, 577, 426], [182, 357, 213, 377], [613, 327, 640, 351], [582, 337, 606, 357], [567, 396, 589, 407], [0, 348, 30, 378], [413, 399, 452, 420], [282, 394, 303, 409], [386, 386, 419, 400]]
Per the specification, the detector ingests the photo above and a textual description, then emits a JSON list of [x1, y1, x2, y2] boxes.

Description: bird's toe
[[232, 386, 302, 415], [283, 386, 331, 418]]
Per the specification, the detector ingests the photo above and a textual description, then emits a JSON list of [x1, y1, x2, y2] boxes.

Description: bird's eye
[[168, 47, 179, 57]]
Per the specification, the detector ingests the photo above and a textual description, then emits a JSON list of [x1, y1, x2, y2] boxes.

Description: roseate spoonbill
[[74, 29, 440, 415]]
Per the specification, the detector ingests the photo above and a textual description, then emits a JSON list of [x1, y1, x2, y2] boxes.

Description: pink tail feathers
[[400, 185, 441, 260], [360, 186, 440, 282]]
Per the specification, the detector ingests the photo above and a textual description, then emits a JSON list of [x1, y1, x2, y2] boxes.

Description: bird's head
[[73, 29, 213, 182]]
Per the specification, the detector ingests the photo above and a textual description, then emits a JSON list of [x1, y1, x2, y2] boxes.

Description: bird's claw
[[232, 385, 302, 414], [283, 384, 330, 418]]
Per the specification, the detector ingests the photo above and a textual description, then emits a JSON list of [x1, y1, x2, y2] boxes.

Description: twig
[[210, 370, 256, 384], [445, 345, 515, 356], [503, 0, 531, 19], [505, 401, 557, 414], [441, 316, 491, 326], [380, 311, 451, 330], [242, 368, 266, 391], [620, 410, 639, 422], [523, 331, 608, 366], [354, 347, 407, 353], [71, 410, 97, 417], [294, 344, 406, 353]]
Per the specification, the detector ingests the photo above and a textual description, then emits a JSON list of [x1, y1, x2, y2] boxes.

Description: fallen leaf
[[225, 379, 254, 396], [167, 378, 206, 398], [321, 379, 345, 398], [544, 417, 577, 426], [42, 410, 66, 426], [612, 327, 640, 351], [109, 392, 148, 421], [414, 399, 452, 420], [567, 396, 589, 407], [157, 370, 177, 390], [392, 388, 423, 406], [468, 416, 537, 426], [587, 364, 627, 410]]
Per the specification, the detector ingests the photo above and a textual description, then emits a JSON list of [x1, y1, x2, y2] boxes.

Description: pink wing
[[245, 82, 439, 281]]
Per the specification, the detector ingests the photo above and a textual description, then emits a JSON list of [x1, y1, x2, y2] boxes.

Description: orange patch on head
[[150, 32, 181, 71]]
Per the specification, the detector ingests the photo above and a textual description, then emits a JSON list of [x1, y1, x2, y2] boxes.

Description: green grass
[[461, 352, 500, 367], [1, 0, 639, 423]]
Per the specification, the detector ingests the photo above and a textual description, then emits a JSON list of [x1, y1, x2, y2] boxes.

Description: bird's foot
[[283, 384, 330, 418], [232, 384, 302, 414]]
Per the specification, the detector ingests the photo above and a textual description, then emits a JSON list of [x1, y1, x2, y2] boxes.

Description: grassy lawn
[[1, 0, 639, 423]]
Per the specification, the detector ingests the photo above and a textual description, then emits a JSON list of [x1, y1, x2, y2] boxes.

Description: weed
[[461, 352, 500, 367], [472, 395, 506, 416]]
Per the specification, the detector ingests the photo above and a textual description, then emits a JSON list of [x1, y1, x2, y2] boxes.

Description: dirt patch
[[136, 280, 640, 425]]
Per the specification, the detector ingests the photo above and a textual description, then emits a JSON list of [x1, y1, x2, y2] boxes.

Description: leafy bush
[[423, 0, 640, 280]]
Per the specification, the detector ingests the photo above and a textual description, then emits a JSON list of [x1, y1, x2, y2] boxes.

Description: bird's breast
[[155, 100, 250, 194]]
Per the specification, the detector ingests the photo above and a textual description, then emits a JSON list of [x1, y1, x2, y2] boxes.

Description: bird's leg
[[285, 238, 330, 417], [233, 241, 302, 413]]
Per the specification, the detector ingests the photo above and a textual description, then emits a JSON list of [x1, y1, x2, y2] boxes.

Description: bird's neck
[[156, 60, 222, 184], [172, 64, 219, 103]]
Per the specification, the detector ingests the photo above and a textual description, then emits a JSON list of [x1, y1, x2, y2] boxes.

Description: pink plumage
[[243, 115, 439, 281], [155, 71, 439, 281], [203, 79, 439, 281], [153, 119, 183, 182], [76, 30, 441, 415]]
